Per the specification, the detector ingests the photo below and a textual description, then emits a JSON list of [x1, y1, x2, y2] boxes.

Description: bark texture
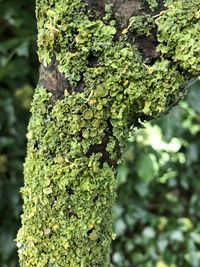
[[17, 0, 200, 266]]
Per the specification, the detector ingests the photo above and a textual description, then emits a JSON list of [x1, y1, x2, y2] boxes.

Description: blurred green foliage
[[113, 78, 200, 267], [0, 1, 200, 267]]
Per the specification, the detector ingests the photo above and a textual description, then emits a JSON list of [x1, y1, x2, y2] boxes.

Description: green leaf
[[136, 153, 155, 182], [187, 76, 200, 113], [117, 165, 129, 186]]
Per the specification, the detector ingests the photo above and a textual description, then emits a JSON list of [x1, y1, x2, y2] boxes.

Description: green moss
[[17, 0, 200, 266]]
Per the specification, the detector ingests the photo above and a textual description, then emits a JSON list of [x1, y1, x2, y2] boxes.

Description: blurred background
[[0, 0, 200, 267]]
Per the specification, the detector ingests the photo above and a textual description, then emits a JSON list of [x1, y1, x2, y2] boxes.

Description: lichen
[[17, 87, 117, 266], [17, 0, 200, 266], [156, 0, 200, 75], [146, 0, 159, 11], [126, 13, 155, 37]]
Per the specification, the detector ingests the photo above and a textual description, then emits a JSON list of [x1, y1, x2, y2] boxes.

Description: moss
[[17, 0, 200, 266]]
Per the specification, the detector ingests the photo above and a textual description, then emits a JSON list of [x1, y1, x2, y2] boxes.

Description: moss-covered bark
[[17, 0, 200, 266]]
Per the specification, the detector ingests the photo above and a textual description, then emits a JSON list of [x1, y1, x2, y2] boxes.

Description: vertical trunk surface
[[17, 0, 199, 266]]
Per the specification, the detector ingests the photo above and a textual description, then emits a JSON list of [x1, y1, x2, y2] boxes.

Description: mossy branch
[[17, 0, 200, 266]]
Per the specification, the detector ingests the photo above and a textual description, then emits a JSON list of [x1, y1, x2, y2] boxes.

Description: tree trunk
[[17, 0, 199, 266]]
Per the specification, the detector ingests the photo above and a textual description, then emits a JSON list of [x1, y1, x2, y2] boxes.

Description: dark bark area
[[38, 55, 85, 103], [85, 0, 142, 27], [84, 0, 165, 60]]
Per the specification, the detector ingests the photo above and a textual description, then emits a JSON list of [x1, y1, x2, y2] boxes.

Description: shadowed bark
[[85, 0, 142, 26]]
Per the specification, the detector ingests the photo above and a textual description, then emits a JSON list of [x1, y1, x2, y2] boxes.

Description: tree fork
[[17, 0, 200, 266]]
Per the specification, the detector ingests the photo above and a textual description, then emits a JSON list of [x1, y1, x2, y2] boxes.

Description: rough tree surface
[[17, 0, 200, 266]]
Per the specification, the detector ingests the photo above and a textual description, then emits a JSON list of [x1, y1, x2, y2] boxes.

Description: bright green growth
[[17, 88, 117, 266], [103, 4, 114, 22], [17, 0, 200, 266], [128, 14, 155, 36], [146, 0, 159, 11], [156, 1, 200, 75]]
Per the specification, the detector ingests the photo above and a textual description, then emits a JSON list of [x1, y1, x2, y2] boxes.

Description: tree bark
[[17, 0, 199, 266]]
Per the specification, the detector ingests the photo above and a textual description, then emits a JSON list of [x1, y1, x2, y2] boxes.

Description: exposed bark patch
[[84, 0, 166, 63], [87, 53, 100, 68], [86, 122, 121, 168], [87, 134, 113, 167], [123, 1, 166, 62], [135, 36, 160, 61], [38, 60, 67, 103], [85, 0, 142, 28], [132, 0, 166, 61], [153, 0, 166, 14], [38, 55, 85, 103]]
